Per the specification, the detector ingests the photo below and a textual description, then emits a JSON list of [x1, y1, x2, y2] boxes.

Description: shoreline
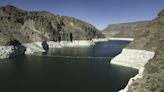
[[107, 38, 134, 41], [0, 38, 135, 59], [0, 39, 108, 59], [22, 40, 95, 54], [110, 48, 155, 92]]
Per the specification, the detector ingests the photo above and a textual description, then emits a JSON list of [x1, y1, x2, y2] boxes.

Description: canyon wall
[[110, 10, 164, 92]]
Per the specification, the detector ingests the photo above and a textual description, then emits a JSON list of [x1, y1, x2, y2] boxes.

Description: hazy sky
[[0, 0, 164, 30]]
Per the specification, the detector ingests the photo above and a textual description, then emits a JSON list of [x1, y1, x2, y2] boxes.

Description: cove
[[0, 41, 138, 92]]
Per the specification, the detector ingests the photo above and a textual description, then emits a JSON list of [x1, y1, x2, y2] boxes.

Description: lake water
[[0, 41, 138, 92]]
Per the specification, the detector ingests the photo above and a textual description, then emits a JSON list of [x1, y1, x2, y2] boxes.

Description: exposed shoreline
[[0, 38, 134, 59], [110, 48, 155, 92], [0, 45, 26, 59], [107, 38, 134, 41], [0, 39, 109, 59]]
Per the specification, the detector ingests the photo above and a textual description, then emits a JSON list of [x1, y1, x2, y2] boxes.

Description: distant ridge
[[103, 21, 149, 38]]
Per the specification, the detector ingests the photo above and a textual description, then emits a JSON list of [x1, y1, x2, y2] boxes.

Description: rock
[[22, 42, 45, 54], [124, 10, 164, 92], [110, 49, 155, 92], [107, 10, 164, 92], [0, 5, 105, 46], [111, 49, 155, 70], [42, 41, 49, 50], [0, 45, 26, 59], [0, 4, 105, 59], [127, 40, 164, 92]]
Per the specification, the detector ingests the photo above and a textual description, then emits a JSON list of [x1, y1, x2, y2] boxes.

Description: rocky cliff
[[103, 21, 148, 38], [126, 10, 164, 92], [0, 5, 104, 46], [127, 10, 164, 51]]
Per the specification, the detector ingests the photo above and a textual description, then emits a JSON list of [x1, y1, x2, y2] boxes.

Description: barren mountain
[[103, 21, 148, 38], [0, 5, 104, 46], [127, 10, 164, 92]]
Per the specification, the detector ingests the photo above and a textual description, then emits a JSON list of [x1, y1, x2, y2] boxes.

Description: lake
[[0, 40, 138, 92]]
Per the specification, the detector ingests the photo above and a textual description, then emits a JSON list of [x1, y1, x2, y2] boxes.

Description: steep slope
[[126, 10, 164, 92], [127, 10, 164, 51], [0, 5, 104, 46], [103, 21, 148, 38]]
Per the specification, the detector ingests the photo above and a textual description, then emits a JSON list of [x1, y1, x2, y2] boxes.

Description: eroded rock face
[[110, 49, 155, 70], [108, 10, 164, 92], [0, 5, 104, 46], [126, 10, 164, 92], [0, 45, 26, 59], [127, 41, 164, 92], [127, 10, 164, 51]]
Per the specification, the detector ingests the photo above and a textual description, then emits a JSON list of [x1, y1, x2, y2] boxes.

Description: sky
[[0, 0, 164, 30]]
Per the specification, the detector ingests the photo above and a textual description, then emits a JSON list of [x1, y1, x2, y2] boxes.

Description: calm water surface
[[0, 41, 138, 92]]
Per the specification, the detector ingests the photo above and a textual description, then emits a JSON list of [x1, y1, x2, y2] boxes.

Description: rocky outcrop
[[110, 49, 155, 92], [0, 5, 104, 46], [127, 41, 164, 92], [103, 21, 148, 38], [0, 5, 105, 59], [111, 49, 155, 70], [126, 10, 164, 92], [111, 10, 164, 92], [0, 45, 26, 59], [127, 11, 164, 51], [22, 42, 46, 54]]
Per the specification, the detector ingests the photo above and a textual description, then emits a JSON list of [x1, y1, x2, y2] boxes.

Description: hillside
[[127, 10, 164, 51], [0, 5, 104, 46], [103, 21, 148, 38], [127, 10, 164, 92]]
